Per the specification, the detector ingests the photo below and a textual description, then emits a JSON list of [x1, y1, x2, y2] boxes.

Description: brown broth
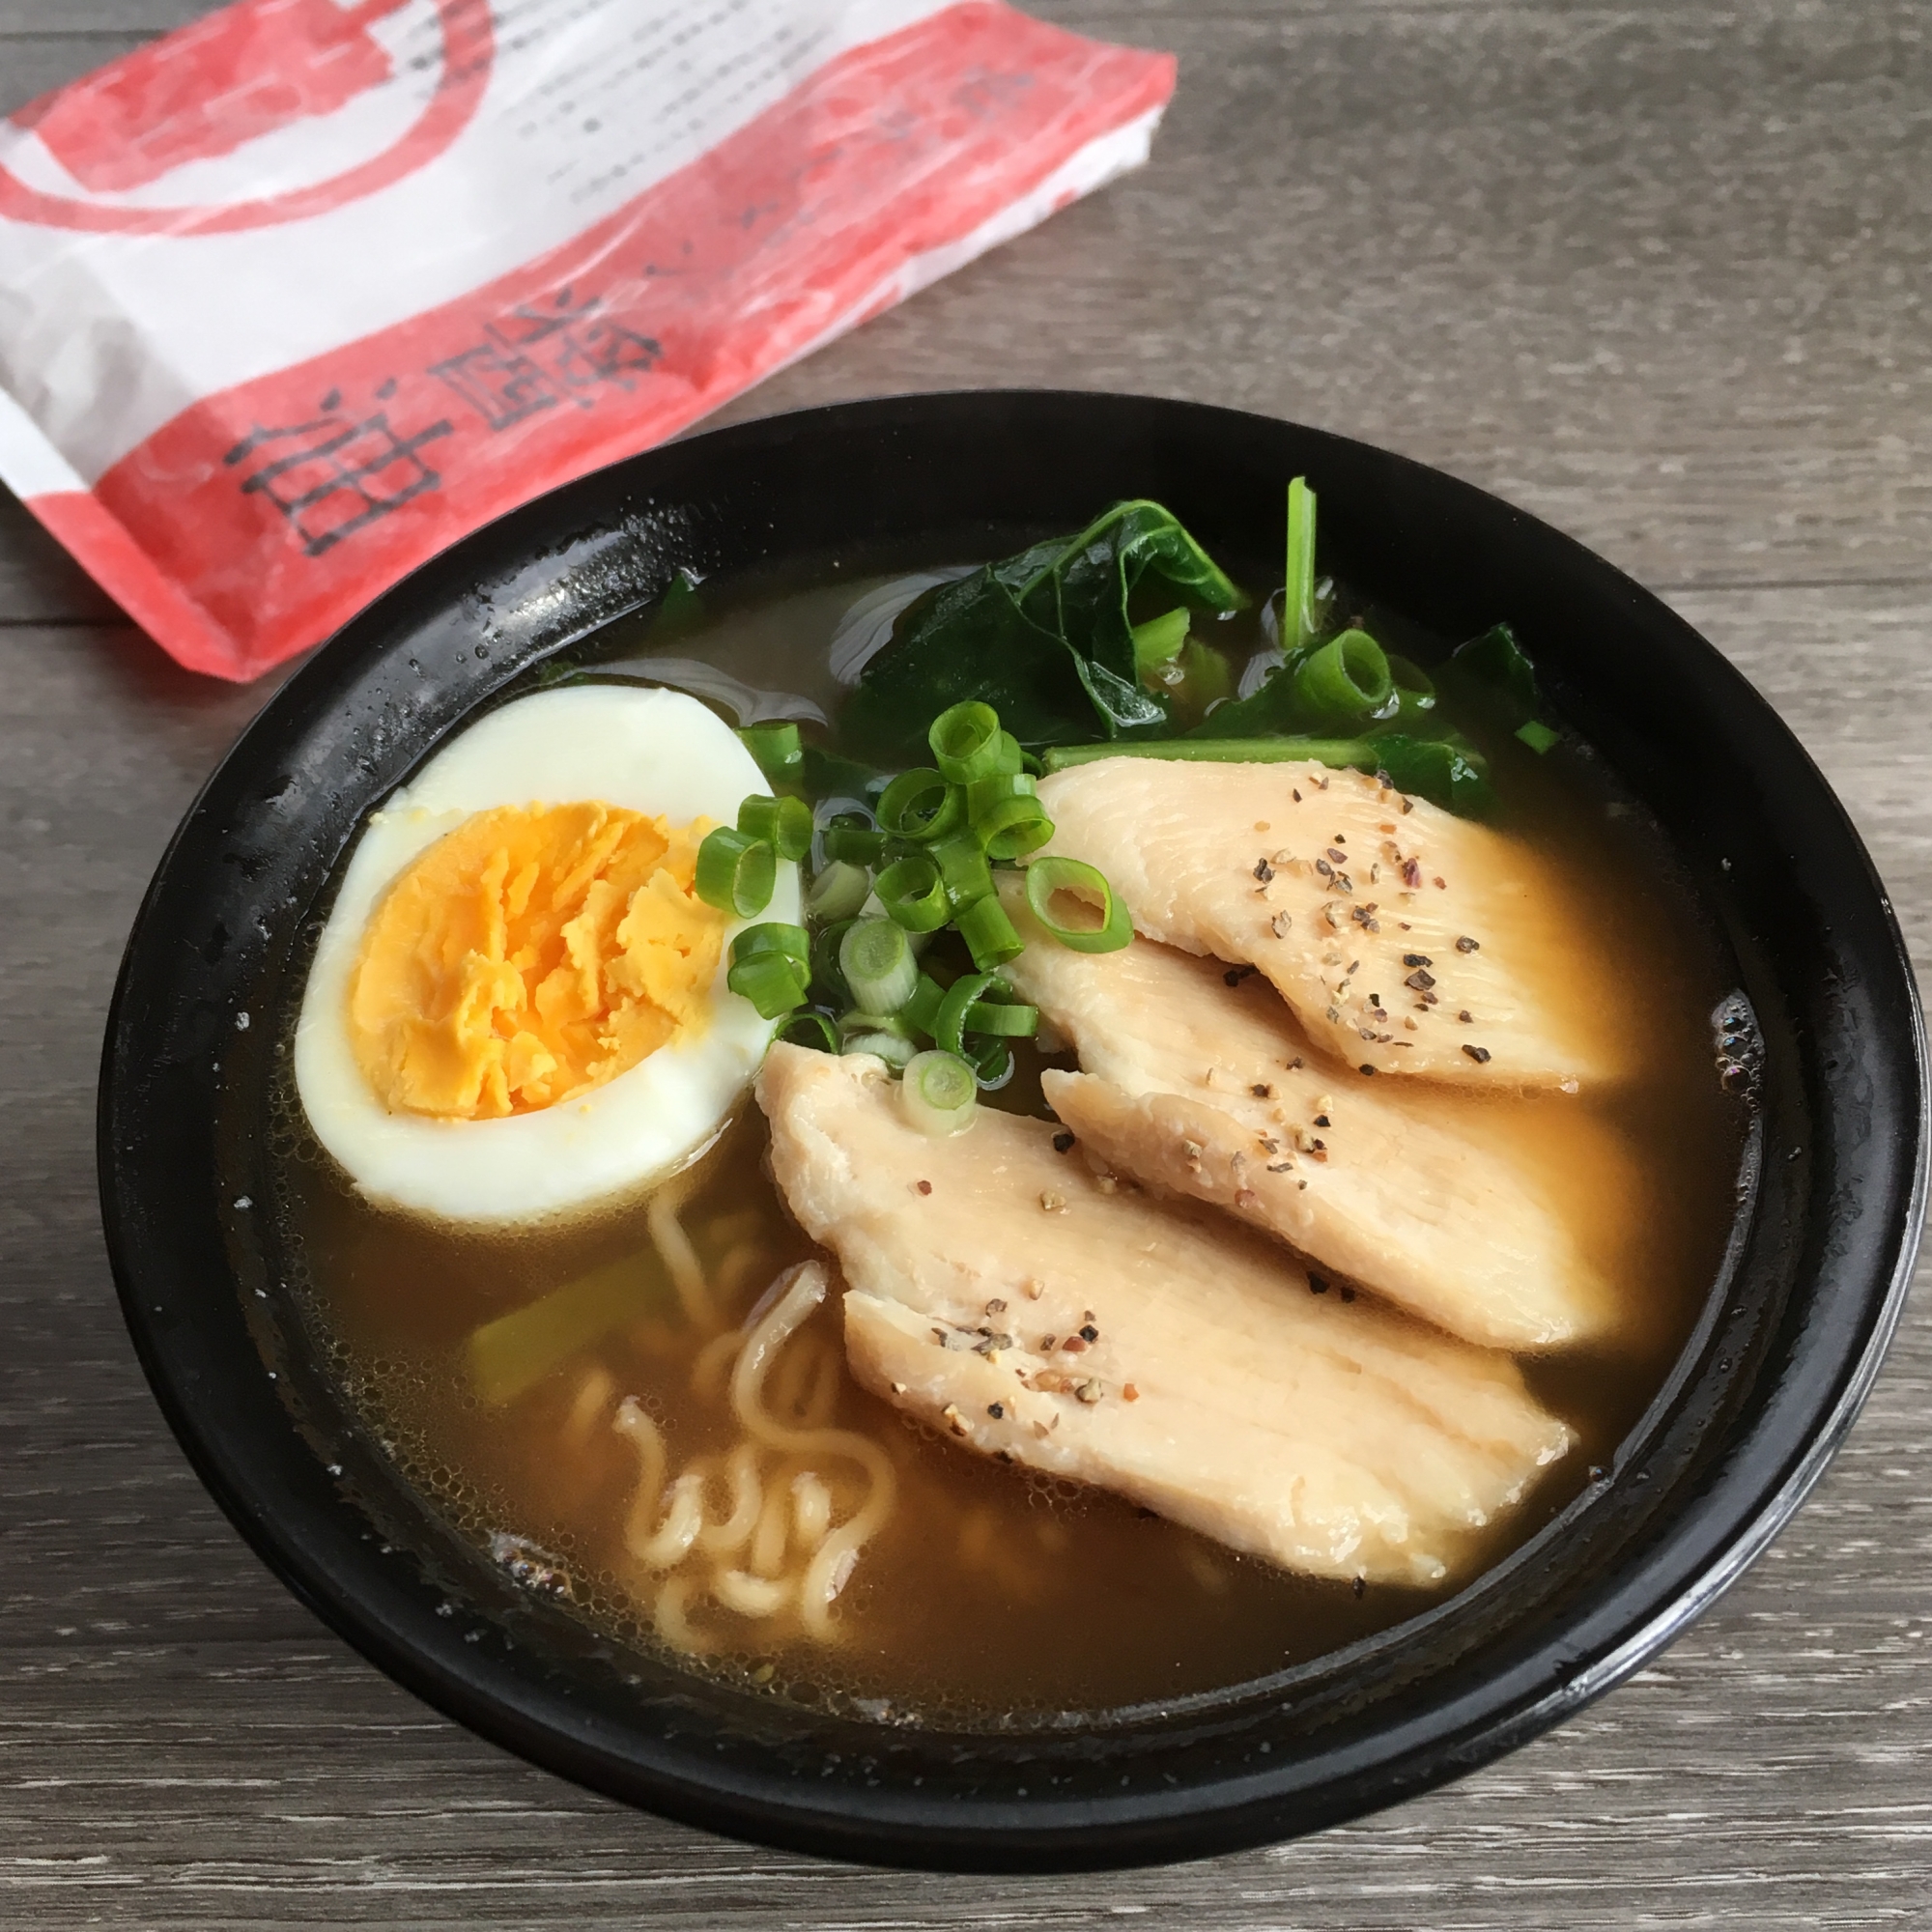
[[276, 569, 1747, 1726]]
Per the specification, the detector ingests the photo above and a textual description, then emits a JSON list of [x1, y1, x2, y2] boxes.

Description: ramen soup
[[277, 489, 1747, 1723]]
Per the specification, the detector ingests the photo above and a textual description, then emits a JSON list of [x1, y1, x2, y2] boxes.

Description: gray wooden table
[[4, 2, 1929, 1924]]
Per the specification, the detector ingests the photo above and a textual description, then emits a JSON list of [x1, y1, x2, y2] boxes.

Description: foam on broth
[[273, 564, 1747, 1724]]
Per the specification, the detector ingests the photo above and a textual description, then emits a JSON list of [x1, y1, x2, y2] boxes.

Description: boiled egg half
[[294, 686, 797, 1223]]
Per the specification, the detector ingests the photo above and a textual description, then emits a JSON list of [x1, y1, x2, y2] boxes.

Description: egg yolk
[[348, 802, 726, 1120]]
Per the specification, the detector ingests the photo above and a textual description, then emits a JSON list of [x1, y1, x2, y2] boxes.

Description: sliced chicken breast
[[756, 1043, 1573, 1587], [1031, 756, 1622, 1087], [999, 900, 1626, 1349]]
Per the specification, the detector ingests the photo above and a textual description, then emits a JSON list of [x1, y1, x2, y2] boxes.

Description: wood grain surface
[[2, 2, 1928, 1926]]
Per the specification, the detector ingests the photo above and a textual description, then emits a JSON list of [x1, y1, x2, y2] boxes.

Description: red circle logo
[[0, 0, 495, 236]]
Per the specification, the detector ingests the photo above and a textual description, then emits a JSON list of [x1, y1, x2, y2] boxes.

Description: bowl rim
[[98, 388, 1929, 1870]]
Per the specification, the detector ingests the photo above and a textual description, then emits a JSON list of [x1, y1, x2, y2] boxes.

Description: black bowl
[[99, 391, 1925, 1871]]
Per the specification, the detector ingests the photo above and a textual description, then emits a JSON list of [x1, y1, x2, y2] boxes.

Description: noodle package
[[0, 1, 1175, 680]]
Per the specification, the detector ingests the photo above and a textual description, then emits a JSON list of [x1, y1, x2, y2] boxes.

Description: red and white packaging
[[0, 0, 1174, 679]]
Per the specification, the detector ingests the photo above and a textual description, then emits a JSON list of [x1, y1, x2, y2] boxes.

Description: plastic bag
[[0, 0, 1174, 679]]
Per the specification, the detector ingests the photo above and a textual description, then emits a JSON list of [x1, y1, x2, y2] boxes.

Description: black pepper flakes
[[1052, 1131, 1075, 1154], [1307, 1273, 1329, 1294], [1457, 935, 1479, 952], [1313, 1114, 1330, 1128], [1359, 1064, 1377, 1075], [987, 1403, 1005, 1420], [1253, 857, 1275, 882], [916, 1179, 932, 1195], [1252, 1083, 1274, 1098], [1351, 1576, 1366, 1599], [1401, 858, 1423, 888], [1079, 1323, 1099, 1343], [1224, 963, 1257, 986], [1402, 952, 1432, 968], [1463, 1043, 1492, 1064], [1405, 968, 1435, 991], [1339, 1285, 1356, 1303]]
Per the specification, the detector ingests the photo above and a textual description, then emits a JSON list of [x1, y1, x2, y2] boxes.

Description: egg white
[[293, 685, 799, 1224]]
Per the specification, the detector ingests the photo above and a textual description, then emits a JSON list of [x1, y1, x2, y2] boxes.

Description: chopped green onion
[[963, 994, 1038, 1037], [1041, 736, 1373, 772], [729, 921, 810, 968], [1024, 857, 1132, 953], [929, 831, 994, 911], [839, 916, 918, 1016], [900, 1049, 979, 1136], [737, 721, 803, 788], [994, 731, 1026, 776], [726, 950, 808, 1019], [1387, 654, 1438, 731], [779, 1010, 838, 1053], [810, 918, 855, 1006], [873, 854, 950, 932], [927, 701, 1005, 784], [902, 972, 946, 1036], [934, 972, 995, 1057], [966, 1035, 1014, 1088], [806, 858, 871, 922], [877, 767, 967, 843], [955, 893, 1025, 971], [1284, 475, 1319, 655], [1516, 720, 1561, 754], [737, 792, 812, 861], [967, 771, 1053, 859], [1131, 607, 1191, 680], [695, 826, 776, 917], [822, 821, 888, 866], [838, 1008, 919, 1045], [839, 1026, 920, 1070], [1293, 628, 1394, 727]]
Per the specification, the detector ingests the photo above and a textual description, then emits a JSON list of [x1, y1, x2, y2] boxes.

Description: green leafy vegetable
[[841, 501, 1247, 761], [1365, 733, 1494, 815], [652, 567, 706, 640], [1130, 607, 1191, 679], [1441, 622, 1541, 726], [797, 743, 881, 803]]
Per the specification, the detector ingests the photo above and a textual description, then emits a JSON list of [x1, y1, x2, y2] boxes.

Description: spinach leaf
[[1439, 622, 1542, 727], [1363, 732, 1494, 816], [840, 501, 1245, 762], [839, 568, 1099, 763]]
